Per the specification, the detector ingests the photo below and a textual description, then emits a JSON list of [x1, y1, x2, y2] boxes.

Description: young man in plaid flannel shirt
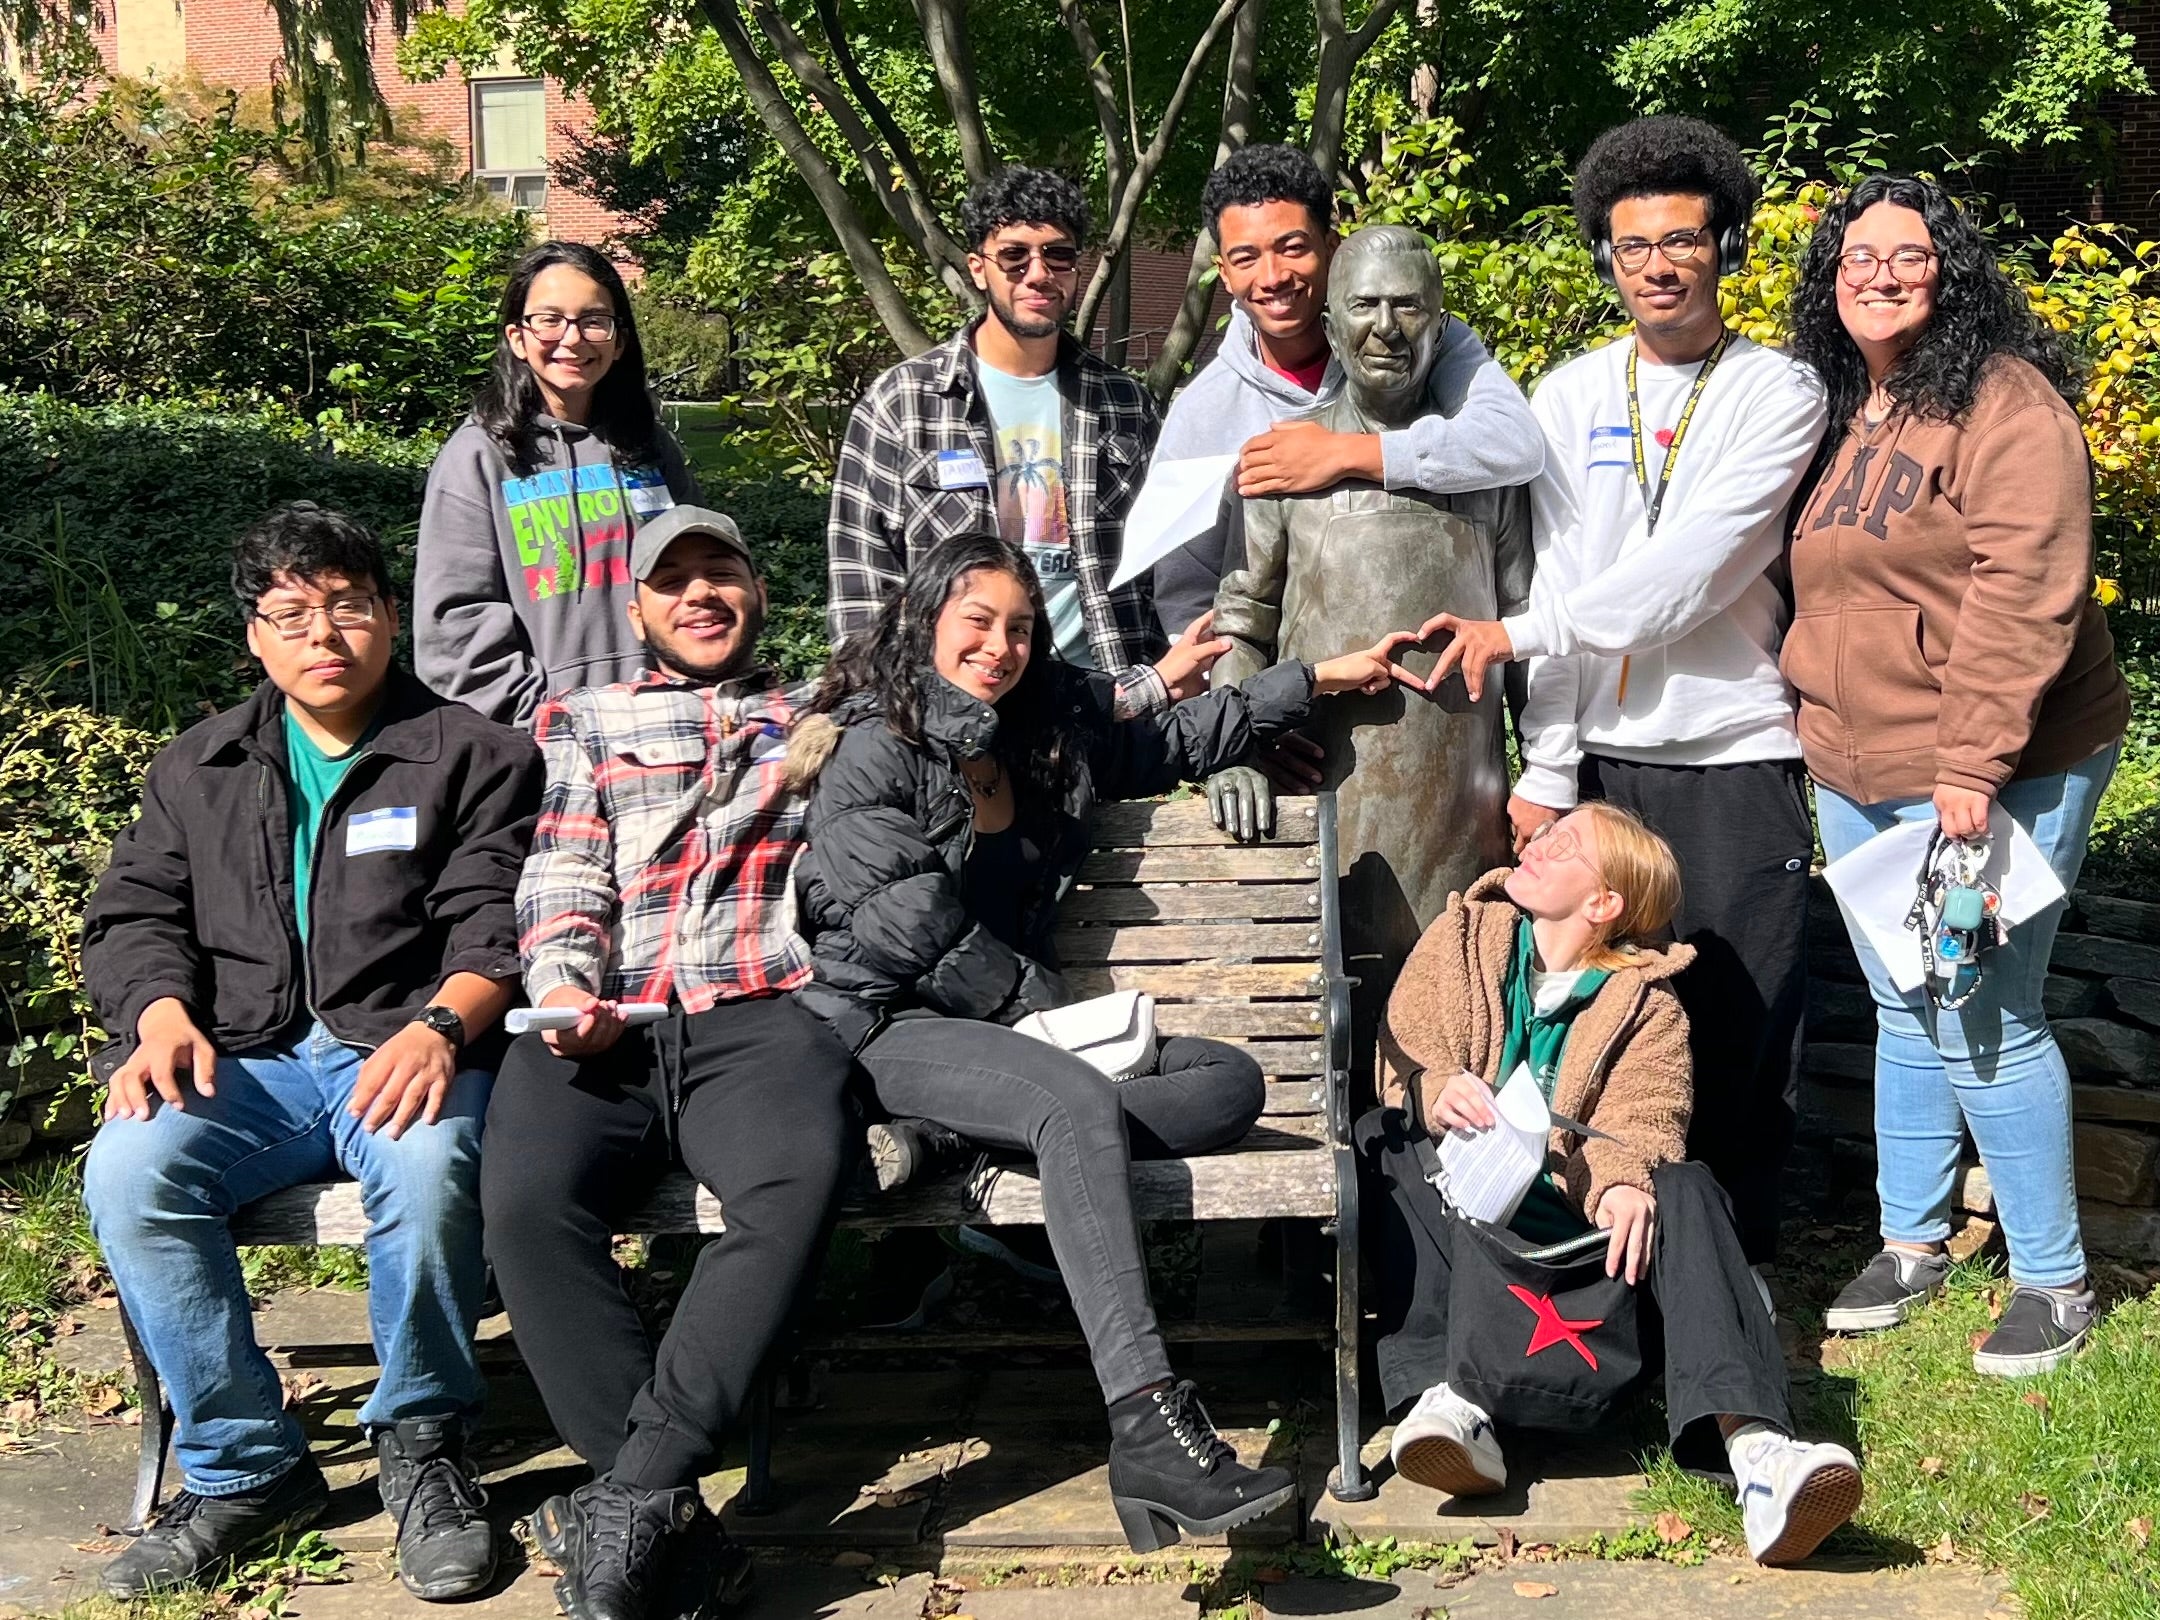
[[481, 505, 855, 1620], [827, 167, 1228, 721]]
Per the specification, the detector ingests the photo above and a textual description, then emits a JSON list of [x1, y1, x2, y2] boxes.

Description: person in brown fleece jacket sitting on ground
[[1356, 802, 1864, 1566]]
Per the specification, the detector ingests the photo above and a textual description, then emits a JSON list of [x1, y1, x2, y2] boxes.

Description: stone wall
[[1799, 880, 2160, 1262]]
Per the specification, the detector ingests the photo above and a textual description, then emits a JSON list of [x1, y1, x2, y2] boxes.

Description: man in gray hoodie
[[1150, 145, 1545, 640]]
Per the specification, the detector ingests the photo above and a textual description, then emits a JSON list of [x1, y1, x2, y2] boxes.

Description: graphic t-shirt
[[282, 708, 381, 944], [976, 359, 1092, 667]]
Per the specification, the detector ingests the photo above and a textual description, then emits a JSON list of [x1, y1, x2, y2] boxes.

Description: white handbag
[[1013, 990, 1159, 1081]]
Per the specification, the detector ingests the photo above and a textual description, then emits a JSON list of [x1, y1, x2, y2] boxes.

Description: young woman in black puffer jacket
[[788, 532, 1406, 1553]]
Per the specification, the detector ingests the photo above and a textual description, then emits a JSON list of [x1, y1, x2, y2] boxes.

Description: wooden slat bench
[[116, 792, 1377, 1531]]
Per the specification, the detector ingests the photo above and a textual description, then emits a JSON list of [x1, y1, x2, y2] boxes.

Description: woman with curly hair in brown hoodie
[[1357, 802, 1863, 1566]]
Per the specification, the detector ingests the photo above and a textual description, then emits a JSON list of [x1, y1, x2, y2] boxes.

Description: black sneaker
[[865, 1118, 971, 1192], [535, 1479, 730, 1620], [1106, 1380, 1296, 1552], [101, 1453, 331, 1595], [1972, 1285, 2096, 1377], [1823, 1248, 1951, 1334], [655, 1497, 754, 1619], [375, 1418, 497, 1600]]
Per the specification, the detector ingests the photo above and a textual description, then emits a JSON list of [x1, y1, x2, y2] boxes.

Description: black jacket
[[792, 658, 1314, 1051], [83, 669, 543, 1059]]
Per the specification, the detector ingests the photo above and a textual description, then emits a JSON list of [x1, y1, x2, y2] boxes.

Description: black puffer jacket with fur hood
[[788, 658, 1313, 1052]]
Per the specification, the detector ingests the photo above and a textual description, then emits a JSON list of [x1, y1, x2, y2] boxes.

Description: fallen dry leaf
[[280, 1372, 326, 1405], [5, 1310, 29, 1333], [865, 1488, 925, 1509], [1919, 1456, 1946, 1477], [1512, 1581, 1559, 1599], [1251, 1566, 1289, 1584], [2018, 1492, 2052, 1521], [2020, 1392, 2052, 1416], [1969, 1331, 1991, 1353], [2128, 1516, 2152, 1549], [1495, 1525, 1519, 1560], [54, 1313, 82, 1338], [1653, 1511, 1694, 1544], [4, 1398, 37, 1428], [91, 1296, 119, 1310], [1985, 1287, 2004, 1322], [1928, 1532, 1958, 1564], [84, 1386, 125, 1417]]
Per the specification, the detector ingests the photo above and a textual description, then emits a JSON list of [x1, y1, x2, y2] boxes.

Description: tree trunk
[[1146, 0, 1266, 401], [1309, 0, 1407, 180], [698, 0, 933, 355], [915, 0, 998, 184]]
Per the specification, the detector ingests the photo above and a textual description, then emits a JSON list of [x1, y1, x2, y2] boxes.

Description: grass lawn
[[1640, 1236, 2160, 1620]]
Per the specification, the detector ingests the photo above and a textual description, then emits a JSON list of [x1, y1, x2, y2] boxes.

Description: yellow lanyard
[[1616, 330, 1730, 702]]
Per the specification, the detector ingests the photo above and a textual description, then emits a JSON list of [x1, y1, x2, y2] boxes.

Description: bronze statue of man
[[1208, 225, 1532, 1039]]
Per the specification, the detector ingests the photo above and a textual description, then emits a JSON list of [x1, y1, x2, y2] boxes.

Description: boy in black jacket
[[81, 505, 542, 1602]]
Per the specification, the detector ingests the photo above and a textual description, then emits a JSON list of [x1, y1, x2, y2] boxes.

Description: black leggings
[[858, 1016, 1264, 1403]]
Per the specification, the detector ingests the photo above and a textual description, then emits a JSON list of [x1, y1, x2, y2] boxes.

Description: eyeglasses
[[1609, 227, 1712, 275], [1836, 247, 1938, 288], [253, 595, 382, 640], [520, 310, 620, 341], [1527, 818, 1611, 888], [988, 242, 1081, 277]]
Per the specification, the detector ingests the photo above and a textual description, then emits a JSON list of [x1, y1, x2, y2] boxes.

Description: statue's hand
[[1206, 766, 1277, 843]]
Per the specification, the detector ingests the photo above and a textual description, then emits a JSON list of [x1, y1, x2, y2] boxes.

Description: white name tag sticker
[[936, 449, 991, 489], [625, 474, 676, 516], [1587, 423, 1634, 468], [346, 806, 419, 855]]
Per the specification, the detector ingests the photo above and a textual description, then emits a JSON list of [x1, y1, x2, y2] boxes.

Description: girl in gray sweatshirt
[[416, 242, 700, 726]]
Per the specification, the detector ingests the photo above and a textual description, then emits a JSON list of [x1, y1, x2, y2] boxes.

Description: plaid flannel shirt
[[826, 320, 1170, 716], [518, 667, 812, 1012]]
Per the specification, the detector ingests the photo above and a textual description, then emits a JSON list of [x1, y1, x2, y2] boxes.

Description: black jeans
[[858, 1016, 1265, 1404], [480, 995, 856, 1491], [1359, 1109, 1792, 1443], [1579, 753, 1812, 1264]]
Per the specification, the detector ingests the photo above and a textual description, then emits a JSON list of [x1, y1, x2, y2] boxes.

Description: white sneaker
[[1734, 1431, 1864, 1566], [1389, 1383, 1505, 1497]]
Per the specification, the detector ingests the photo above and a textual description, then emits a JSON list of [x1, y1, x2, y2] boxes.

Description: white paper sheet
[[1433, 1068, 1552, 1226], [1819, 807, 2068, 994], [1108, 455, 1238, 592]]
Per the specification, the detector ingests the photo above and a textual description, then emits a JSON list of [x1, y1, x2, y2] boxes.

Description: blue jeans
[[1815, 744, 2119, 1289], [83, 1022, 490, 1495]]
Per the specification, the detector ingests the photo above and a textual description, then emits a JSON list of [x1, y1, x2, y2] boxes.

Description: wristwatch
[[414, 1004, 466, 1050]]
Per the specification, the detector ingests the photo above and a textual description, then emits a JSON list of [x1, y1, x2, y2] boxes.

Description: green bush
[[0, 76, 526, 436], [0, 392, 439, 727], [0, 696, 163, 1111]]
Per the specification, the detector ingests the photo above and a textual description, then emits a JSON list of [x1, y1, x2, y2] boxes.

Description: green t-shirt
[[1499, 916, 1611, 1245], [283, 708, 378, 943]]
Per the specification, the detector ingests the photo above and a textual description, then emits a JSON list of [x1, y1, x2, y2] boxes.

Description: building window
[[472, 78, 547, 213]]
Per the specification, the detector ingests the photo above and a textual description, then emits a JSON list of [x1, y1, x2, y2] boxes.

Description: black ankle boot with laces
[[374, 1418, 497, 1600], [1105, 1379, 1296, 1551]]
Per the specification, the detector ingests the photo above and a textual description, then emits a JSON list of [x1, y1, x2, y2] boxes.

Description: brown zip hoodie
[[1783, 356, 2129, 804], [1378, 870, 1694, 1222]]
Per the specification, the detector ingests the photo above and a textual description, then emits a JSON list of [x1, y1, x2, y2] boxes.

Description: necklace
[[966, 757, 1005, 801]]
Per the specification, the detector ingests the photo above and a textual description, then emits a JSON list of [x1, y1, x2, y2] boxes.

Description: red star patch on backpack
[[1507, 1284, 1604, 1370]]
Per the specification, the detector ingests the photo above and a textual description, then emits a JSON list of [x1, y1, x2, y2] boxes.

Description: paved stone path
[[0, 1288, 2017, 1619]]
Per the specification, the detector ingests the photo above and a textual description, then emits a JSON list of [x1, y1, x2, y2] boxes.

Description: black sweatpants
[[1358, 1108, 1791, 1442], [1578, 753, 1811, 1263], [480, 995, 856, 1491]]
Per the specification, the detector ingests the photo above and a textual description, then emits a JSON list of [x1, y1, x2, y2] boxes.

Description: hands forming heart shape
[[1355, 611, 1518, 703]]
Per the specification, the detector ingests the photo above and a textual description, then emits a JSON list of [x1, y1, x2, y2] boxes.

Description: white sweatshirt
[[1504, 334, 1828, 809]]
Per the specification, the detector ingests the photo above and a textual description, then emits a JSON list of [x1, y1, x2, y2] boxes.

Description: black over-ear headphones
[[1593, 218, 1749, 286]]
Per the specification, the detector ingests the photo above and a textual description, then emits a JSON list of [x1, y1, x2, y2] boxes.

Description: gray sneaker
[[1972, 1285, 2095, 1377], [1823, 1248, 1951, 1333]]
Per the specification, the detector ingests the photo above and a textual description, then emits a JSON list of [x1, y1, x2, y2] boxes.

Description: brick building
[[1996, 0, 2160, 239], [84, 0, 629, 246]]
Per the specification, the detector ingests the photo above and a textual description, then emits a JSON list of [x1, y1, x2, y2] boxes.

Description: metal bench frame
[[116, 791, 1377, 1531]]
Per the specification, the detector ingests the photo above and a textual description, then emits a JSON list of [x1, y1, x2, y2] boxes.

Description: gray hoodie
[[415, 414, 700, 726], [1150, 306, 1545, 637]]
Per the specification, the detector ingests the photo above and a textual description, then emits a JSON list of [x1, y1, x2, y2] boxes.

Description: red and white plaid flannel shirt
[[518, 667, 813, 1011]]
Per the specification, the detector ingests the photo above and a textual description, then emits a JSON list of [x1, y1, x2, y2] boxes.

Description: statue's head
[[1326, 226, 1445, 424]]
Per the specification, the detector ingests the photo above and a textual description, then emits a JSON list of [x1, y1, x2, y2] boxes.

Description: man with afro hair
[[1417, 115, 1828, 1282]]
